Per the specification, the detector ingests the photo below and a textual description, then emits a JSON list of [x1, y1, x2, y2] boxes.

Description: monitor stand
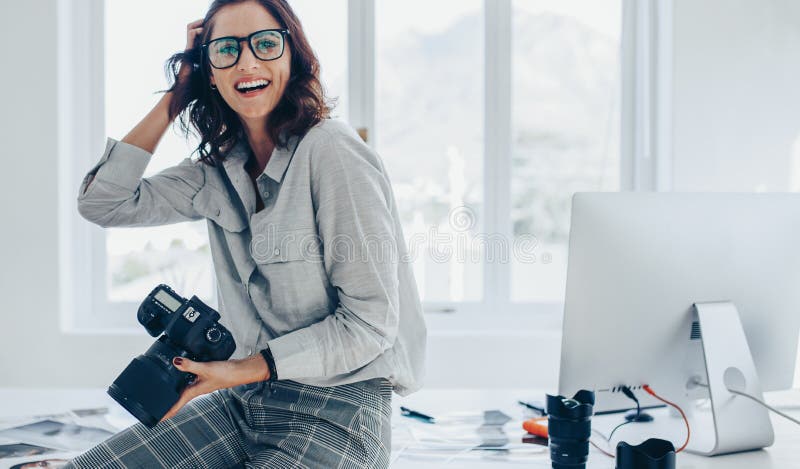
[[687, 301, 774, 455]]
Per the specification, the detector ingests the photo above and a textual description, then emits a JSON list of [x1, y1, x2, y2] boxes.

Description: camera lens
[[546, 390, 595, 469], [108, 347, 183, 428], [562, 398, 580, 409]]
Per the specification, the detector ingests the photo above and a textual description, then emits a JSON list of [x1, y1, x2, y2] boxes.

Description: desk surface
[[394, 388, 800, 468], [0, 387, 798, 468]]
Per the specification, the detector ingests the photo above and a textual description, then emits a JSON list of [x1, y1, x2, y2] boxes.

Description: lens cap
[[616, 438, 676, 469]]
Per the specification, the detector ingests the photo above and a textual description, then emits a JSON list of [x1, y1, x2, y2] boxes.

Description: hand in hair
[[178, 19, 205, 85]]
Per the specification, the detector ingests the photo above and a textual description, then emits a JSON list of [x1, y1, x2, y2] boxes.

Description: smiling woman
[[68, 0, 426, 467], [165, 0, 331, 167]]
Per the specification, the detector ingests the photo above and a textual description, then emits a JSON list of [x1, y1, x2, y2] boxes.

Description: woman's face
[[207, 1, 292, 126]]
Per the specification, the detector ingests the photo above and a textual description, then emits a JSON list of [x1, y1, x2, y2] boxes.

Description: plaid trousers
[[64, 378, 392, 468]]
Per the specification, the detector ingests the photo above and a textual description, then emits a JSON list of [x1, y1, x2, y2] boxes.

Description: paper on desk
[[0, 419, 114, 453], [391, 424, 548, 467], [0, 449, 80, 469], [0, 442, 58, 459], [0, 415, 70, 433], [390, 445, 550, 466], [432, 409, 513, 425], [0, 406, 134, 467], [394, 408, 541, 450], [0, 406, 117, 430]]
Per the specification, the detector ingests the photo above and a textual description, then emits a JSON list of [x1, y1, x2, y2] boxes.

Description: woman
[[67, 0, 426, 467]]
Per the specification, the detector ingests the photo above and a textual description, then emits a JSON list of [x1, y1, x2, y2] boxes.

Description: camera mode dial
[[206, 327, 222, 343]]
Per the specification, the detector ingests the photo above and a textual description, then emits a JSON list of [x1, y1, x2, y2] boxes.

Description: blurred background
[[1, 0, 799, 390]]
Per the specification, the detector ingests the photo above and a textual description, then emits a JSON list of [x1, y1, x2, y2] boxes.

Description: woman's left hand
[[160, 355, 270, 423]]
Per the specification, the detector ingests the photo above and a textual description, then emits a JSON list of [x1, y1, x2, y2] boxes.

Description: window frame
[[59, 0, 112, 333], [59, 0, 672, 333]]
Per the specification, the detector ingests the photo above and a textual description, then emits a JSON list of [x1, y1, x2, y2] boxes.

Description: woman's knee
[[65, 392, 247, 468]]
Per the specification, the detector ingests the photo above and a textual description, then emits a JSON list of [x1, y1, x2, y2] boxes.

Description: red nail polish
[[174, 357, 183, 366]]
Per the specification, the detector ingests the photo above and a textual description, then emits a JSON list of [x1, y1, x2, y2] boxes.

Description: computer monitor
[[558, 192, 800, 455]]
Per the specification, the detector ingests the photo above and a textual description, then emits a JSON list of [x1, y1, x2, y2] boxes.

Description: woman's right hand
[[178, 19, 204, 84]]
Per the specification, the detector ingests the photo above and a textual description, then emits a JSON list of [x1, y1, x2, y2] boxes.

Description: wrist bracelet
[[259, 347, 278, 381]]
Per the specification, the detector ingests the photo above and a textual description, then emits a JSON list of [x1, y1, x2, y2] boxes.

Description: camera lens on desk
[[546, 389, 595, 469]]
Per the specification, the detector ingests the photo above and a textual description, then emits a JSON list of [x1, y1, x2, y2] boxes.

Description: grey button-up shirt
[[77, 119, 427, 396]]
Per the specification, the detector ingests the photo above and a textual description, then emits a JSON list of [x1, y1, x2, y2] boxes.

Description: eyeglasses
[[201, 29, 290, 69]]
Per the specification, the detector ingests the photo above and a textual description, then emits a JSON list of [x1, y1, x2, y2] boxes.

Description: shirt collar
[[222, 133, 301, 184]]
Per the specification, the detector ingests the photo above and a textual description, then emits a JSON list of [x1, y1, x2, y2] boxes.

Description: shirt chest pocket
[[250, 227, 332, 327], [192, 184, 248, 233], [250, 227, 320, 263]]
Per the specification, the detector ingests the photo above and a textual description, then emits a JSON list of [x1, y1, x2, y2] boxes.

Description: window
[[62, 0, 640, 331], [375, 0, 623, 313], [375, 0, 484, 303], [510, 0, 622, 303], [104, 1, 212, 305], [289, 0, 349, 120]]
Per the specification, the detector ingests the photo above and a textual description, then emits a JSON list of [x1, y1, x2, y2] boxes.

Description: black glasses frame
[[201, 28, 290, 69]]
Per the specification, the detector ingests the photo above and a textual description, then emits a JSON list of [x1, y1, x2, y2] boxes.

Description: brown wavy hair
[[164, 0, 333, 166]]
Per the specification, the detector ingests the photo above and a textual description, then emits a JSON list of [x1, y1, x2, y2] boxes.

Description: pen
[[400, 406, 436, 423], [518, 400, 546, 415]]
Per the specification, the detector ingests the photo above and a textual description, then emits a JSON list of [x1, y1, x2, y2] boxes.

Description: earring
[[210, 83, 217, 90]]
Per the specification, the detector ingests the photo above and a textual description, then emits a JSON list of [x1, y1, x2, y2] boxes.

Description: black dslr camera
[[108, 284, 236, 428]]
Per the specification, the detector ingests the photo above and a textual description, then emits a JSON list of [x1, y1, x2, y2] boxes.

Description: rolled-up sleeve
[[77, 137, 206, 227], [267, 128, 400, 380]]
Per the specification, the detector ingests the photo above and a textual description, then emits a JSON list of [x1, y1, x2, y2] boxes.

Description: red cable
[[642, 384, 691, 453], [590, 439, 616, 458], [537, 386, 691, 459]]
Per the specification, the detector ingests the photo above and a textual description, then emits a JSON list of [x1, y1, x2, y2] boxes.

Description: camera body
[[107, 284, 236, 428]]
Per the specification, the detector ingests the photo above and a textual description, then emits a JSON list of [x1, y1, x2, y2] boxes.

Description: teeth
[[236, 79, 270, 90]]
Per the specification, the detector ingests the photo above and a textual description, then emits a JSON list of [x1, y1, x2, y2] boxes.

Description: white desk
[[0, 387, 798, 468]]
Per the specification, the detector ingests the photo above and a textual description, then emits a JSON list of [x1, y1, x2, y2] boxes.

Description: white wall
[[2, 0, 799, 390], [672, 0, 800, 386], [673, 0, 800, 192], [0, 1, 155, 389]]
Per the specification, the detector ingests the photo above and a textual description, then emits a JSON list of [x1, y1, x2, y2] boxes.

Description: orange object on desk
[[523, 416, 548, 438]]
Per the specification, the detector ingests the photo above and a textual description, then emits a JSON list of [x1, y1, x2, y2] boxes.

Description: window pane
[[104, 0, 347, 304], [288, 0, 348, 120], [376, 0, 484, 302], [105, 0, 213, 304], [510, 0, 621, 303]]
